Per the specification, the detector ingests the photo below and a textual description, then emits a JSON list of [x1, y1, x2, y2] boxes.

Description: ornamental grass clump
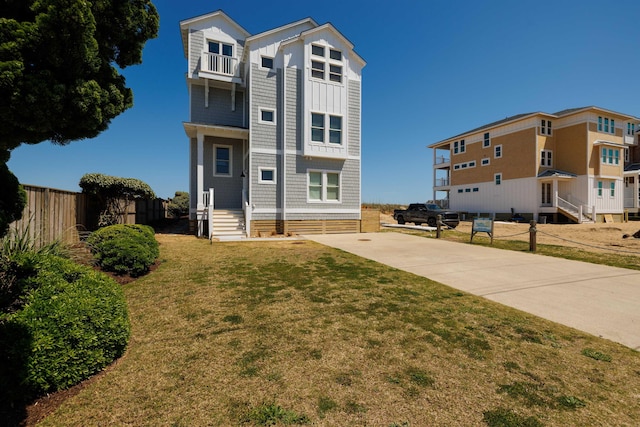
[[87, 224, 159, 277]]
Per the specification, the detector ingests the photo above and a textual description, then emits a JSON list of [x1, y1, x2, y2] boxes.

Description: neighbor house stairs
[[210, 209, 246, 240], [557, 205, 594, 224]]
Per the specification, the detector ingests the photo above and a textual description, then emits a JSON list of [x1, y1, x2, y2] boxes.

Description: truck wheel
[[397, 215, 405, 225], [427, 217, 437, 227]]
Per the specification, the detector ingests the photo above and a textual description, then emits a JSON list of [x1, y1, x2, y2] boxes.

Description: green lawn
[[40, 234, 640, 426]]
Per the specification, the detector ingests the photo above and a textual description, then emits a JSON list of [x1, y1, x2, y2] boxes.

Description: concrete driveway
[[304, 232, 640, 350]]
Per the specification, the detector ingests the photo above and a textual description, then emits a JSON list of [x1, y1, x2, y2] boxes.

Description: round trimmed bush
[[87, 224, 159, 277], [0, 253, 130, 400]]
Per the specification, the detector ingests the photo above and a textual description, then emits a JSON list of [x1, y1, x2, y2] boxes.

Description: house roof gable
[[430, 106, 640, 148], [179, 10, 251, 56]]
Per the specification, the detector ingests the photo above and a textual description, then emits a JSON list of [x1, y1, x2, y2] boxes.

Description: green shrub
[[87, 224, 159, 277], [0, 253, 130, 402]]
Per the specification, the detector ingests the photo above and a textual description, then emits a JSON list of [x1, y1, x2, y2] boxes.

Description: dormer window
[[204, 40, 236, 76], [310, 44, 342, 83], [208, 41, 233, 57]]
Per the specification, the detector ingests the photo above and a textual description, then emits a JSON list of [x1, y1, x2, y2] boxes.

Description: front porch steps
[[558, 206, 594, 224], [211, 209, 246, 240]]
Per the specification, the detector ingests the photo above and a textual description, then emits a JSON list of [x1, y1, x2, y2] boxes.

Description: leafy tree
[[79, 173, 155, 227], [167, 191, 189, 218], [0, 0, 159, 235], [0, 162, 26, 237]]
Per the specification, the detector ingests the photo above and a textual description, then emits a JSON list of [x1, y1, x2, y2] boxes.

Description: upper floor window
[[494, 144, 502, 159], [601, 147, 620, 165], [310, 44, 342, 83], [261, 56, 274, 69], [541, 149, 552, 167], [311, 113, 342, 144], [625, 147, 630, 163], [483, 132, 490, 147], [598, 116, 615, 134], [260, 108, 275, 124], [329, 116, 342, 144], [481, 158, 490, 166], [453, 139, 466, 154], [541, 119, 552, 135], [209, 41, 233, 57], [627, 123, 635, 136], [311, 113, 325, 142]]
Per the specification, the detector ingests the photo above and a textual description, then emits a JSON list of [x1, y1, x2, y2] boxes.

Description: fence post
[[436, 214, 442, 238], [529, 220, 537, 252]]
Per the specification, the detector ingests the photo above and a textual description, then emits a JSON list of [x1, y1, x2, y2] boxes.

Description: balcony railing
[[435, 178, 450, 187], [434, 155, 450, 165], [201, 52, 238, 77]]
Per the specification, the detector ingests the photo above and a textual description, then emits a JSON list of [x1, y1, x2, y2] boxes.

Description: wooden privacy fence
[[8, 185, 167, 245]]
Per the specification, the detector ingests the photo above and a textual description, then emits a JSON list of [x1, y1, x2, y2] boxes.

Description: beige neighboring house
[[429, 106, 640, 223]]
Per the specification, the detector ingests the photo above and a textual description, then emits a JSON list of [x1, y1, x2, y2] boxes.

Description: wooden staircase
[[557, 205, 594, 224], [210, 209, 246, 240]]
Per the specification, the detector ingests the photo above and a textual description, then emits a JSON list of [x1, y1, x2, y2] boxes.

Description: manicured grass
[[40, 235, 640, 426]]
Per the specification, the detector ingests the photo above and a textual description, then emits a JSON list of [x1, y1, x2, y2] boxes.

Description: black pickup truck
[[393, 203, 460, 228]]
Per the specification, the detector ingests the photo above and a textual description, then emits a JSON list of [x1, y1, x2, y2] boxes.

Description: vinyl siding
[[189, 30, 203, 77], [251, 152, 282, 213], [285, 154, 360, 219], [347, 80, 361, 158], [250, 63, 282, 150], [285, 68, 302, 152], [190, 85, 245, 127]]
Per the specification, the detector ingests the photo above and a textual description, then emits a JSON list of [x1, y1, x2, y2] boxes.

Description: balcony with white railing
[[200, 52, 240, 81]]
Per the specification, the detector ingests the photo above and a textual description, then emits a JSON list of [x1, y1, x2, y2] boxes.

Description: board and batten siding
[[451, 177, 538, 215], [190, 85, 244, 127]]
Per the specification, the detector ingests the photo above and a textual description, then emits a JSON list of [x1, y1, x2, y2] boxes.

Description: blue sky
[[7, 0, 640, 202]]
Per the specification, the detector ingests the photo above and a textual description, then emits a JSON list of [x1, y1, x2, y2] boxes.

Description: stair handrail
[[208, 188, 214, 240], [242, 189, 251, 238]]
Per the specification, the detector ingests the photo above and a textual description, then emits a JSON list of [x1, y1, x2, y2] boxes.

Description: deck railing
[[201, 52, 238, 77], [435, 178, 450, 187], [434, 155, 450, 165]]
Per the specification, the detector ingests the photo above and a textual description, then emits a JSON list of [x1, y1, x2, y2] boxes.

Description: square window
[[259, 168, 276, 184], [260, 109, 274, 123], [329, 64, 342, 82], [311, 60, 325, 79], [312, 45, 325, 57], [330, 49, 342, 61], [481, 158, 490, 166], [473, 188, 479, 192], [208, 42, 219, 54], [261, 56, 274, 69], [221, 44, 233, 57], [458, 189, 463, 193], [465, 188, 471, 192]]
